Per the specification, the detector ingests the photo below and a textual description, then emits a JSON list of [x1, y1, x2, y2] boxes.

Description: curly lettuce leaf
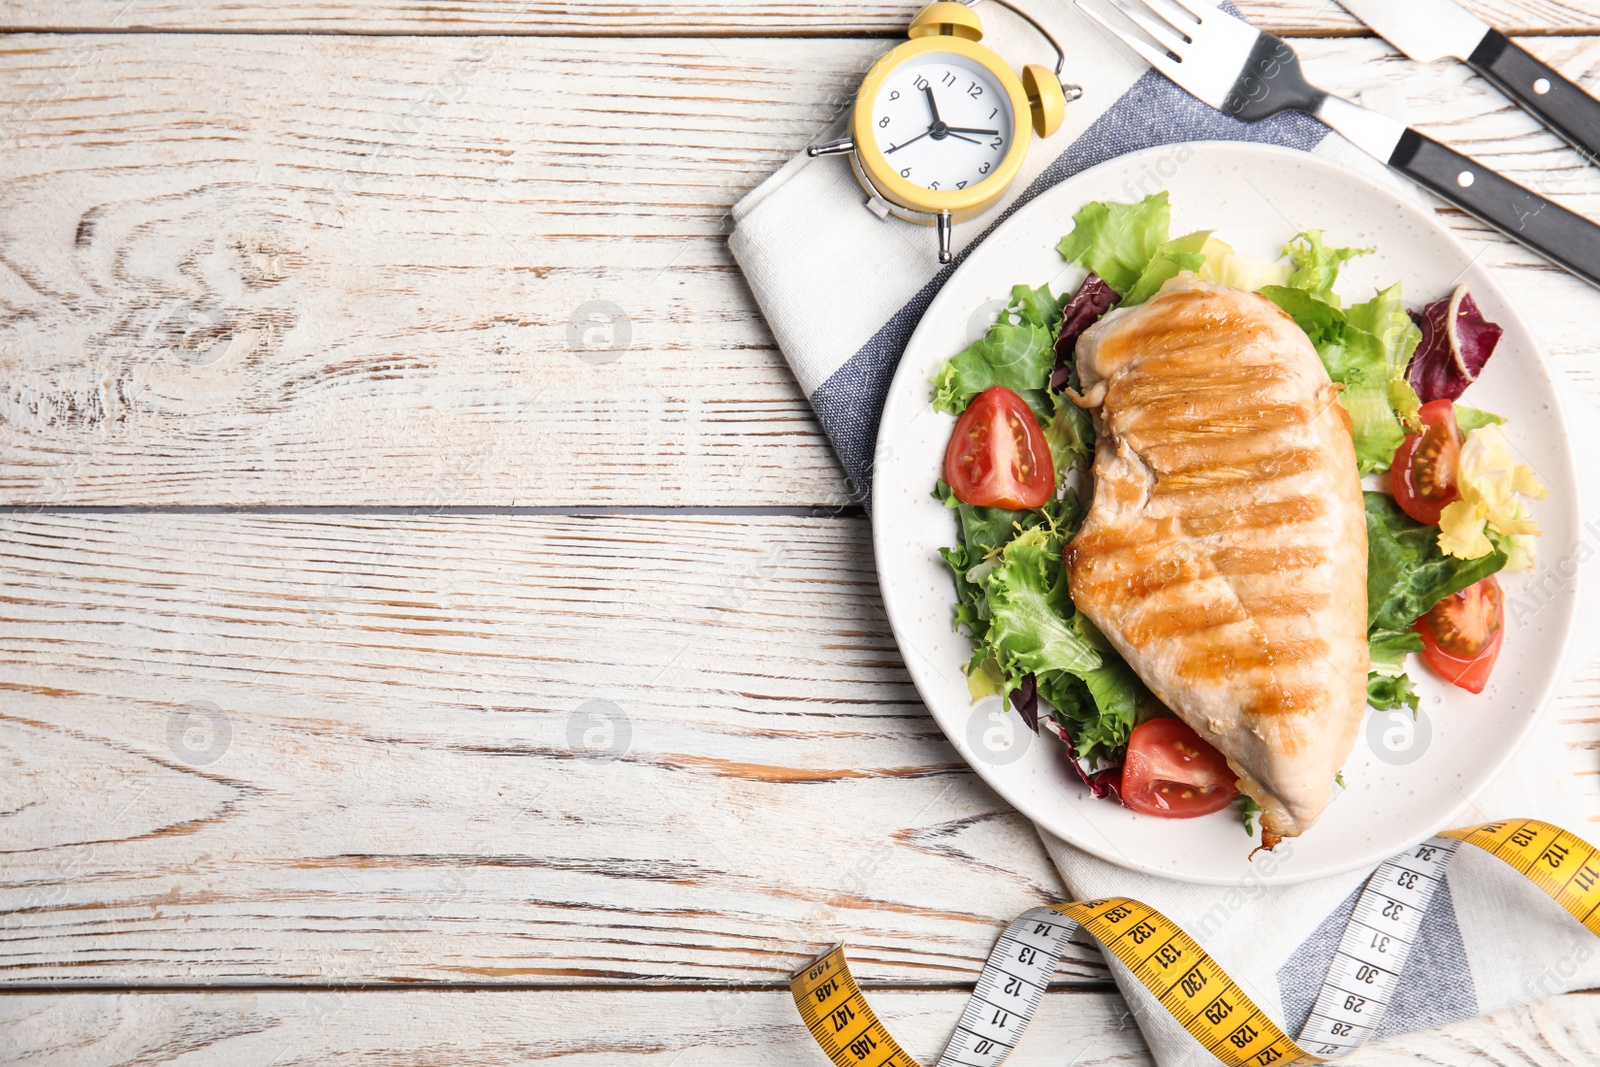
[[935, 481, 1137, 762], [1438, 424, 1547, 569], [1368, 625, 1424, 675], [983, 525, 1102, 679], [1056, 192, 1172, 296], [1037, 662, 1143, 765], [1199, 236, 1292, 291], [931, 283, 1062, 414], [1282, 230, 1370, 306], [1346, 282, 1423, 430]]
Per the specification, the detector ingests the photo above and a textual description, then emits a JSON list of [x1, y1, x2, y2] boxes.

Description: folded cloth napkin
[[730, 0, 1600, 1061]]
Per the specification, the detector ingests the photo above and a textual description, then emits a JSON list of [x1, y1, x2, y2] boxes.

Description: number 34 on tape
[[789, 818, 1600, 1067]]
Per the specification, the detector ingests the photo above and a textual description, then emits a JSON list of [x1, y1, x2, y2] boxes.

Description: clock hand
[[923, 85, 942, 125], [944, 131, 982, 145], [885, 130, 932, 154], [942, 126, 998, 136]]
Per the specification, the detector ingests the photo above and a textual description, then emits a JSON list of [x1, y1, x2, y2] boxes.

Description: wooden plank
[[0, 0, 1595, 37], [1, 511, 1597, 986], [3, 35, 1600, 508], [2, 988, 1598, 1064], [0, 510, 1096, 986]]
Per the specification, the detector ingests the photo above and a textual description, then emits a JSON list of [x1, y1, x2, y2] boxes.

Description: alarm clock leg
[[937, 211, 953, 264], [806, 138, 854, 158]]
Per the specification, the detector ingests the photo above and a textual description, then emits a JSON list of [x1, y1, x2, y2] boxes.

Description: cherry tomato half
[[943, 386, 1055, 510], [1120, 718, 1240, 818], [1391, 398, 1463, 526], [1415, 575, 1504, 695]]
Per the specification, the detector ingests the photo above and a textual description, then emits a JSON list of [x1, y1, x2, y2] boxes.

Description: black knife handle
[[1470, 29, 1600, 164], [1389, 128, 1600, 289]]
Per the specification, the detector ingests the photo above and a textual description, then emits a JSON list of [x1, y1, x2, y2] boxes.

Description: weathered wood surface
[[0, 511, 1596, 988], [4, 34, 1600, 506], [2, 988, 1599, 1065], [0, 511, 1095, 986], [0, 0, 1596, 37], [5, 2, 1600, 1061]]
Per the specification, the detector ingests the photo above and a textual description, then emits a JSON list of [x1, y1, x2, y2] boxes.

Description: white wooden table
[[2, 1, 1600, 1062]]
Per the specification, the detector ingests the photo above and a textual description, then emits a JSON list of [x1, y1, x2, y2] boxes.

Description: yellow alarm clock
[[809, 0, 1080, 262]]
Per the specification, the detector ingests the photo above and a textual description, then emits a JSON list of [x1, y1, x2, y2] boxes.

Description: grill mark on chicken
[[1065, 275, 1369, 845], [1178, 497, 1328, 537]]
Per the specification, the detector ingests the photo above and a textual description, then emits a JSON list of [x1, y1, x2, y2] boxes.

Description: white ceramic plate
[[873, 142, 1580, 885]]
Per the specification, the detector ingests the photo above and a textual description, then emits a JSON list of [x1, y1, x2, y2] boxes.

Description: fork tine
[[1105, 0, 1191, 52], [1074, 0, 1182, 75]]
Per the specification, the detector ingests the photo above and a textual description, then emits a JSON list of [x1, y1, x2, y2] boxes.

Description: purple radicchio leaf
[[1405, 285, 1504, 404], [1038, 711, 1125, 803], [1008, 673, 1040, 734], [1049, 273, 1119, 392]]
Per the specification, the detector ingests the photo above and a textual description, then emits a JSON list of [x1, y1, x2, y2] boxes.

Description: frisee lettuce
[[932, 282, 1061, 415], [934, 479, 1142, 763], [1281, 230, 1371, 304]]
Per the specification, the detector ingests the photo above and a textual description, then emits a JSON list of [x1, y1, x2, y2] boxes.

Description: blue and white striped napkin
[[730, 2, 1600, 1061]]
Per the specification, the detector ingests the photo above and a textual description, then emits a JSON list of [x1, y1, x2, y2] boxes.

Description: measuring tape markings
[[791, 819, 1600, 1067], [1293, 834, 1459, 1057], [1441, 819, 1600, 935]]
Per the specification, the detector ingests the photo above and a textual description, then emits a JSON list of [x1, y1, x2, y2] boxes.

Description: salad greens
[[935, 481, 1145, 763], [931, 282, 1061, 415], [1260, 238, 1424, 475], [932, 191, 1521, 791], [1365, 491, 1507, 709], [1054, 191, 1176, 296]]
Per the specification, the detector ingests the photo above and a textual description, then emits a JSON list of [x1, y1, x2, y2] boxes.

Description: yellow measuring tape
[[790, 818, 1600, 1067]]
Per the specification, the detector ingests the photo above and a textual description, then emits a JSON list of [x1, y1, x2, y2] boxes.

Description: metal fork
[[1076, 0, 1600, 290]]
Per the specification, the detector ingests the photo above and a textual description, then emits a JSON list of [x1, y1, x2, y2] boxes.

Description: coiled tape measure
[[790, 818, 1600, 1066]]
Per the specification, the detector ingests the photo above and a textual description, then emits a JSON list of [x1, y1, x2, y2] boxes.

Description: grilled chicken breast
[[1066, 273, 1368, 846]]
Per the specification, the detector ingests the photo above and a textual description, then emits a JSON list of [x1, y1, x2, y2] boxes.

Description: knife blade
[[1340, 0, 1600, 165]]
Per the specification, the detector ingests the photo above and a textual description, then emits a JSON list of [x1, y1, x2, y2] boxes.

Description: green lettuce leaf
[[1041, 390, 1094, 485], [1453, 404, 1505, 432], [1056, 192, 1172, 296], [1261, 276, 1421, 474], [1240, 795, 1263, 836], [983, 525, 1102, 678], [1122, 229, 1212, 307], [1282, 230, 1370, 306], [1037, 661, 1143, 765], [1340, 382, 1408, 474], [1346, 282, 1424, 430], [935, 481, 1138, 761], [1368, 625, 1424, 675], [931, 283, 1061, 414], [1365, 491, 1507, 633], [1367, 670, 1420, 714]]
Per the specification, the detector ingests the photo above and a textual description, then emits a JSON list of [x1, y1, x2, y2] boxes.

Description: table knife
[[1339, 0, 1600, 164]]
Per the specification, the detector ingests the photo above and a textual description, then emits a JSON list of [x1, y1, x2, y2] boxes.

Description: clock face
[[868, 51, 1016, 193]]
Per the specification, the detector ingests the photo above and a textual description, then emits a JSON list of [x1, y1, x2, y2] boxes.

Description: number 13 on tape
[[790, 818, 1600, 1067]]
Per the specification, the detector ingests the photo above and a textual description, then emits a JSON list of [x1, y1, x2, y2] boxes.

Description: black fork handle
[[1388, 129, 1600, 289]]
